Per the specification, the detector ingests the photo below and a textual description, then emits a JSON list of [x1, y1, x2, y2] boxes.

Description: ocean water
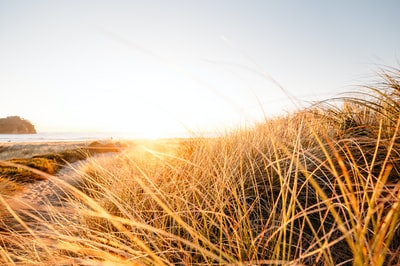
[[0, 132, 143, 143]]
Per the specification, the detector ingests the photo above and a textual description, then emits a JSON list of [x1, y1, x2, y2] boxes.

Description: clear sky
[[1, 1, 400, 137]]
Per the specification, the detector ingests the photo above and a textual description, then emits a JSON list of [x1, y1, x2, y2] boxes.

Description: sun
[[136, 127, 165, 140], [90, 93, 192, 140], [100, 115, 184, 140]]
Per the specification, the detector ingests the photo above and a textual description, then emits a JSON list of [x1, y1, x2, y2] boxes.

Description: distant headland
[[0, 116, 37, 134]]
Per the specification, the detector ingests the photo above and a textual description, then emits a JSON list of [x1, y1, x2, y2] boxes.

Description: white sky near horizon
[[1, 1, 400, 138]]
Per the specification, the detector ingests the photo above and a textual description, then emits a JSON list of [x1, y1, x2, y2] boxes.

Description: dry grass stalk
[[1, 68, 400, 265]]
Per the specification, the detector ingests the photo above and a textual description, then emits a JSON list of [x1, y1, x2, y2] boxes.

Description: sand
[[0, 141, 95, 160]]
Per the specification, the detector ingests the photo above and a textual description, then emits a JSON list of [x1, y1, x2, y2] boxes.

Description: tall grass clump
[[1, 68, 400, 265]]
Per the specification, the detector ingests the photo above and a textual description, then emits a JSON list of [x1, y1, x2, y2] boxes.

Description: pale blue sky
[[1, 1, 399, 136]]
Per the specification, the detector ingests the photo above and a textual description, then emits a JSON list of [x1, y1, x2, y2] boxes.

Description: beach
[[0, 140, 93, 160], [0, 138, 130, 191], [0, 139, 125, 256]]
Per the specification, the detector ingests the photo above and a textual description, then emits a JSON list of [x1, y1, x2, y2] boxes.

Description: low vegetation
[[0, 141, 122, 184], [1, 68, 400, 265], [0, 157, 58, 183]]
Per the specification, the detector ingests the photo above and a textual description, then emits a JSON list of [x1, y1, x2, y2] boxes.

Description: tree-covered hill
[[0, 116, 36, 134]]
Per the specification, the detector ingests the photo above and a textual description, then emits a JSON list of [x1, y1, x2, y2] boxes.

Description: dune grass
[[0, 141, 123, 184], [1, 68, 400, 265]]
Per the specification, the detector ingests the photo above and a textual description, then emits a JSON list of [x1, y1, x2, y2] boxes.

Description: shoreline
[[0, 140, 92, 146], [0, 139, 127, 186], [0, 131, 151, 144], [0, 139, 128, 161], [0, 141, 93, 161]]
